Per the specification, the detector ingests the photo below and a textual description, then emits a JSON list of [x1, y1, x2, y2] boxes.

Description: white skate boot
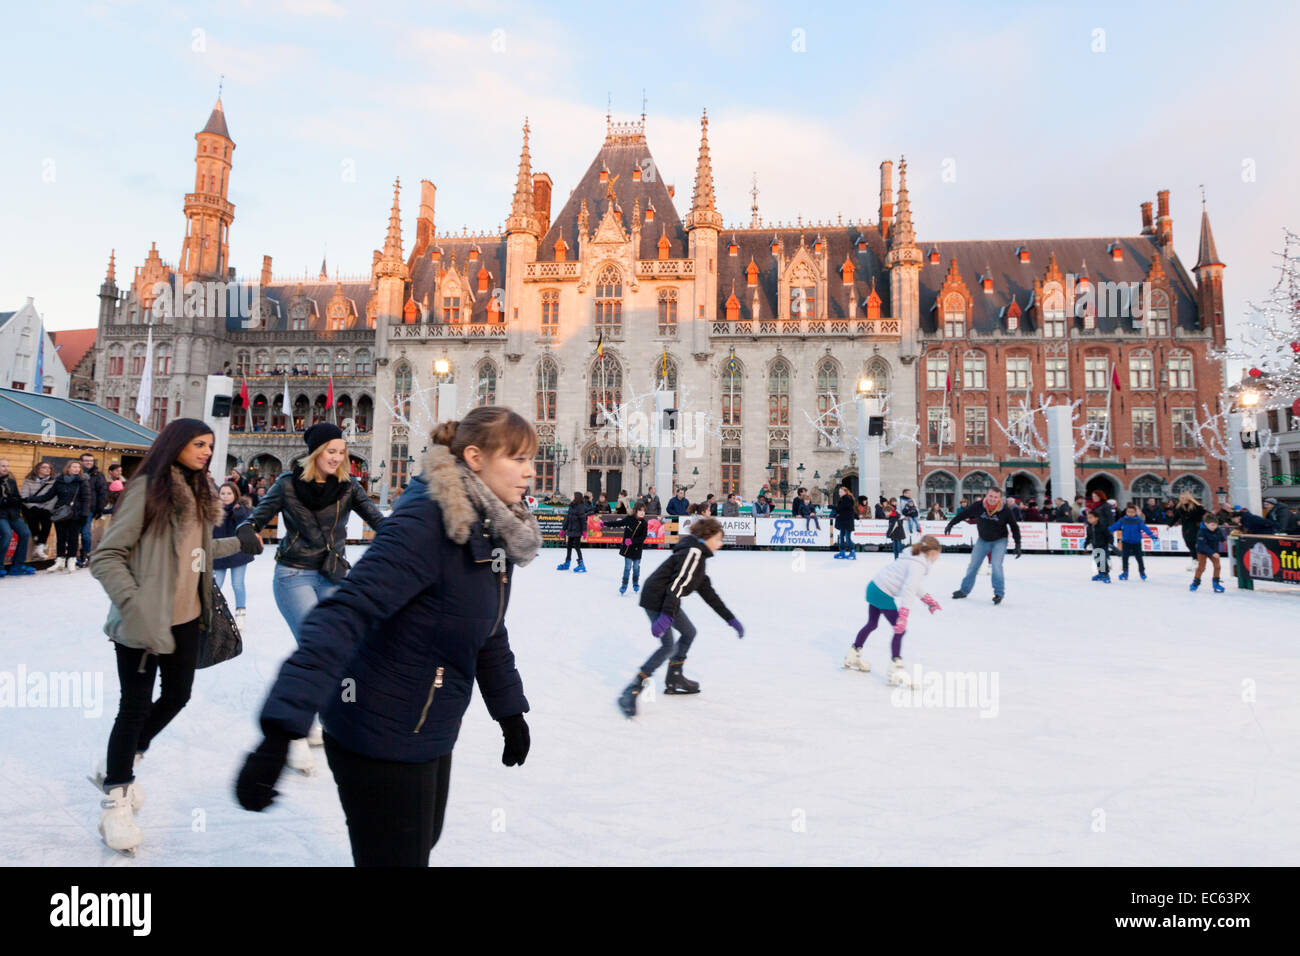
[[306, 720, 324, 747], [888, 657, 918, 689], [842, 646, 871, 673], [287, 737, 316, 775], [34, 543, 48, 560], [98, 786, 142, 855], [90, 753, 144, 811], [234, 608, 247, 631]]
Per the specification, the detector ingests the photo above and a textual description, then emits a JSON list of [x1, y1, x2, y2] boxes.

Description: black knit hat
[[304, 422, 344, 454]]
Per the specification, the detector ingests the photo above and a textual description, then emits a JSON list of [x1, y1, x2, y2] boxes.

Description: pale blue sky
[[4, 0, 1297, 349]]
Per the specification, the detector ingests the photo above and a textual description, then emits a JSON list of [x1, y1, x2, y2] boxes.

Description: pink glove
[[893, 607, 910, 634], [921, 593, 941, 614], [623, 538, 632, 547]]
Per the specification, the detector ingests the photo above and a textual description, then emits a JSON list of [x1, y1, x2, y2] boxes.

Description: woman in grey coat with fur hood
[[88, 418, 263, 854]]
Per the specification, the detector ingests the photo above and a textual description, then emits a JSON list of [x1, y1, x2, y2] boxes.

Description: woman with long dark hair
[[235, 407, 541, 867], [89, 418, 263, 854], [235, 422, 385, 774]]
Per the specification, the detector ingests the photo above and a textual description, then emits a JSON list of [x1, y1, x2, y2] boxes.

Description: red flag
[[327, 376, 335, 419], [1111, 364, 1122, 392], [945, 371, 951, 396], [240, 375, 249, 409]]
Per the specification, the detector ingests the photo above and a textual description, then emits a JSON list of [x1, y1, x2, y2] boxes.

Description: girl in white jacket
[[844, 535, 943, 685]]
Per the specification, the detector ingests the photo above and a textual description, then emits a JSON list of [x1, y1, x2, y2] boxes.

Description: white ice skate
[[306, 721, 324, 747], [888, 657, 918, 689], [234, 608, 247, 631], [90, 753, 144, 811], [287, 737, 316, 775], [34, 543, 48, 560], [842, 646, 871, 673], [98, 786, 142, 855]]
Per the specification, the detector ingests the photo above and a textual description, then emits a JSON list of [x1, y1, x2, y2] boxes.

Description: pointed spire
[[750, 172, 760, 228], [201, 94, 231, 139], [890, 156, 916, 251], [510, 118, 535, 218], [106, 249, 116, 284], [1195, 201, 1223, 269], [686, 109, 723, 231], [319, 253, 328, 280], [384, 178, 403, 260]]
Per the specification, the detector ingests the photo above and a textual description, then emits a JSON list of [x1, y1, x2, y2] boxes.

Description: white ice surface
[[2, 545, 1297, 866]]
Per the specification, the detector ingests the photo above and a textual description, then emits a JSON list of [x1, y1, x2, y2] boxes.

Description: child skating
[[601, 502, 649, 594], [556, 491, 589, 572], [617, 517, 743, 718], [844, 535, 943, 687], [1110, 503, 1157, 580], [1191, 515, 1227, 592], [1084, 509, 1113, 582]]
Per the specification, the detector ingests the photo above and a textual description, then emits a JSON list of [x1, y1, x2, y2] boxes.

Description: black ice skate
[[664, 661, 701, 694], [618, 674, 648, 718]]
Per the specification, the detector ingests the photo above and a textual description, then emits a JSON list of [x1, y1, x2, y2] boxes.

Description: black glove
[[499, 714, 530, 767], [234, 731, 289, 811], [236, 524, 264, 555], [1014, 544, 1022, 559]]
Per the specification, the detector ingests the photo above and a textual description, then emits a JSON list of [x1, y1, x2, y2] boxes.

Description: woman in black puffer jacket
[[235, 407, 542, 867], [236, 422, 385, 771], [50, 461, 94, 572]]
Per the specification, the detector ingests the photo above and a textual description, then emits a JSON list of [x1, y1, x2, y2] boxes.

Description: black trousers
[[1120, 541, 1146, 575], [104, 617, 201, 788], [564, 537, 583, 563], [323, 733, 452, 867], [24, 508, 52, 548], [54, 519, 80, 558]]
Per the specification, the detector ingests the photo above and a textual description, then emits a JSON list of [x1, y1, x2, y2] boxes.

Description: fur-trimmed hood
[[418, 445, 541, 564], [170, 465, 222, 528]]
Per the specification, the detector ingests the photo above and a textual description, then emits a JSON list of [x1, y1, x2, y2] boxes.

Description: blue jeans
[[0, 515, 31, 567], [273, 564, 339, 642], [837, 528, 853, 553], [640, 607, 697, 674], [905, 515, 920, 535], [960, 537, 1008, 597], [214, 564, 248, 609], [80, 514, 94, 560], [621, 556, 641, 588], [892, 539, 904, 559]]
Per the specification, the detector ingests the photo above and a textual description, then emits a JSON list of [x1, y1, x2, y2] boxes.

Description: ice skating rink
[[3, 545, 1298, 866]]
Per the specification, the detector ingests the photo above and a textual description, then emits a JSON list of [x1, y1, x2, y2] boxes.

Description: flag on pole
[[945, 370, 951, 396], [327, 376, 335, 421], [239, 374, 250, 409], [281, 374, 291, 424], [34, 319, 44, 394], [595, 331, 604, 358], [1111, 363, 1122, 392], [136, 327, 154, 425]]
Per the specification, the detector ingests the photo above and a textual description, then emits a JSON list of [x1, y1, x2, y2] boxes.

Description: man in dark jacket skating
[[945, 488, 1022, 603], [618, 517, 743, 717]]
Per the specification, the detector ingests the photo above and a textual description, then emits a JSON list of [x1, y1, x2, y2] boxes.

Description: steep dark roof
[[1195, 208, 1223, 269], [916, 236, 1200, 334], [202, 98, 231, 139], [409, 237, 508, 322], [0, 387, 156, 446], [0, 311, 14, 330], [221, 280, 374, 332], [716, 227, 890, 320], [50, 329, 98, 372], [538, 137, 687, 262]]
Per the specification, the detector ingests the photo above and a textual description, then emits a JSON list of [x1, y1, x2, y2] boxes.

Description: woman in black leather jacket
[[237, 423, 385, 771]]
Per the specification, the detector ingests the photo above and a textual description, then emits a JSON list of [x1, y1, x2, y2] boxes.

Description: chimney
[[417, 180, 437, 249], [1110, 241, 1123, 261], [1140, 201, 1153, 235], [878, 159, 894, 240], [532, 172, 552, 236], [1017, 246, 1030, 263], [667, 184, 675, 199], [929, 249, 941, 264], [261, 255, 272, 287], [1155, 189, 1173, 249]]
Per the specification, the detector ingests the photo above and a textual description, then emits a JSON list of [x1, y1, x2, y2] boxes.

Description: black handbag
[[197, 579, 243, 668], [50, 503, 73, 522], [307, 499, 350, 585]]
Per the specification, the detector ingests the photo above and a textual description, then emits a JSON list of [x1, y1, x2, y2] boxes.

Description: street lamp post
[[630, 444, 652, 497], [551, 441, 571, 497]]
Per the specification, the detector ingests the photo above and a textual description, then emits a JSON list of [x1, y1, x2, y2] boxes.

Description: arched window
[[961, 471, 995, 499], [293, 349, 310, 374], [251, 394, 268, 431], [653, 355, 678, 392], [721, 443, 741, 495], [475, 361, 497, 407], [1132, 475, 1164, 500], [816, 359, 839, 446], [355, 350, 373, 376], [589, 354, 622, 427], [334, 349, 351, 376], [107, 345, 125, 377], [924, 472, 956, 511], [292, 394, 310, 432], [393, 362, 412, 419], [926, 351, 948, 390], [722, 361, 742, 426], [253, 349, 271, 375], [534, 444, 556, 495], [943, 294, 965, 337], [1129, 350, 1153, 389], [1149, 289, 1170, 336], [1168, 351, 1193, 389], [356, 395, 373, 433], [864, 357, 890, 399], [595, 264, 623, 335], [962, 351, 986, 389], [334, 394, 352, 429], [312, 394, 328, 424], [1171, 475, 1207, 502], [154, 344, 173, 376], [658, 289, 678, 335], [536, 357, 558, 422], [274, 349, 291, 372], [235, 350, 250, 376], [130, 344, 147, 376], [541, 289, 559, 337], [314, 349, 329, 375], [768, 359, 791, 426]]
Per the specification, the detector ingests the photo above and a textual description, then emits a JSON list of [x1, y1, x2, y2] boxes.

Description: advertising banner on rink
[[584, 514, 668, 546], [680, 514, 756, 547], [753, 517, 832, 548], [1235, 534, 1300, 588]]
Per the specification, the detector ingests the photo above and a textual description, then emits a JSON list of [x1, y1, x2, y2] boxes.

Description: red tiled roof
[[50, 328, 97, 372]]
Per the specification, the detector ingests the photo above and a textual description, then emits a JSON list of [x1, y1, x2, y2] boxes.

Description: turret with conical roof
[[684, 109, 723, 232], [373, 178, 408, 362], [180, 94, 236, 280], [1192, 198, 1226, 345], [506, 119, 539, 237], [884, 157, 922, 355]]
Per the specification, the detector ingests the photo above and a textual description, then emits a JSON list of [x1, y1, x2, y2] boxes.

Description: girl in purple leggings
[[844, 535, 943, 686]]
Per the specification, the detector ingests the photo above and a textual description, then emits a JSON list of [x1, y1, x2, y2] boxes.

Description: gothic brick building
[[92, 97, 1229, 506]]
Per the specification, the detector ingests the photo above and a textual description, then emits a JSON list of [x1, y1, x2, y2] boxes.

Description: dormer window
[[1109, 242, 1123, 261], [1017, 246, 1030, 263], [929, 249, 940, 264], [942, 293, 965, 337]]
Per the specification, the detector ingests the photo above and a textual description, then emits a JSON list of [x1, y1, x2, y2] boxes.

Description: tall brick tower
[[684, 109, 722, 355], [179, 96, 235, 281], [1192, 199, 1226, 348]]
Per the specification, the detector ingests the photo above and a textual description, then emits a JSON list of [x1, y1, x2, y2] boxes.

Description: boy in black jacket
[[618, 517, 743, 717], [1084, 509, 1113, 583], [601, 503, 650, 594]]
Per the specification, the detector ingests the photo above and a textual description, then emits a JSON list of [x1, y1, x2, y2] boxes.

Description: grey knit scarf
[[456, 462, 543, 566]]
